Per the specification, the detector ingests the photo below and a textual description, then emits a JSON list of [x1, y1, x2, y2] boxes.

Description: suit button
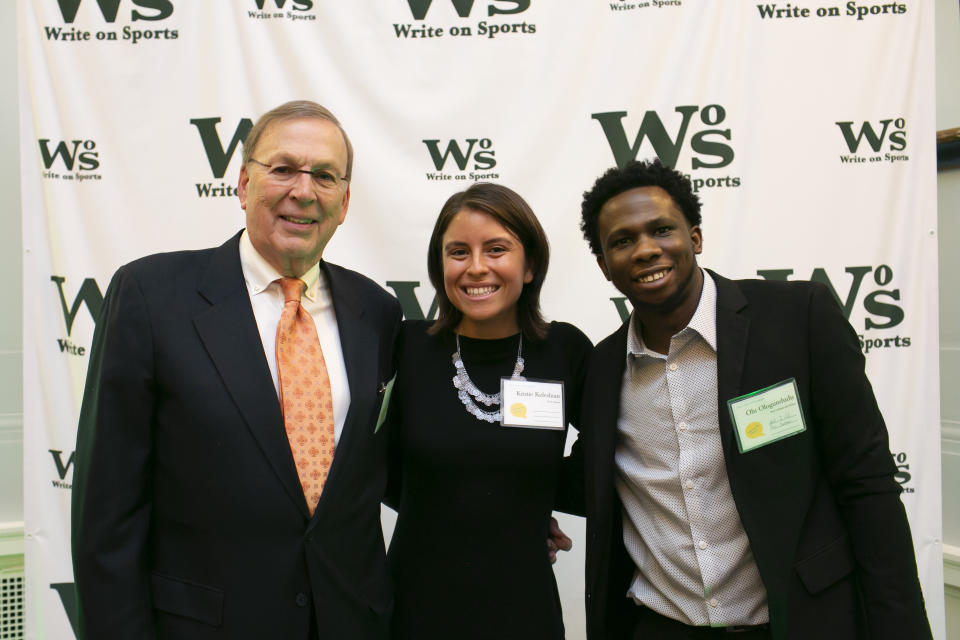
[[295, 593, 309, 607]]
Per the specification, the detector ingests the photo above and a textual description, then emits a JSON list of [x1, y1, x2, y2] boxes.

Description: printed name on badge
[[500, 378, 565, 430], [727, 378, 806, 453]]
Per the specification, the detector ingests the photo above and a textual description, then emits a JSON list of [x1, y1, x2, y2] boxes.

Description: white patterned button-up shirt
[[614, 270, 769, 626]]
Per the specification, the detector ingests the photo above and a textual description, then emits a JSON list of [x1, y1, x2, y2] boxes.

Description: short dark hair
[[427, 183, 550, 341], [241, 100, 354, 179], [580, 159, 702, 256]]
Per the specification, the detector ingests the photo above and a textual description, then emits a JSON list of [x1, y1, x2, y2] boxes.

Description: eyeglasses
[[249, 159, 349, 191]]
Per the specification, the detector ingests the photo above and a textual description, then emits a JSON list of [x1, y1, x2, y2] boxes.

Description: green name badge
[[727, 378, 807, 453]]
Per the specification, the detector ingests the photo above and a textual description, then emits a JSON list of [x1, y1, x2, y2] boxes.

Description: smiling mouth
[[281, 215, 315, 225], [464, 285, 499, 296], [636, 269, 670, 283]]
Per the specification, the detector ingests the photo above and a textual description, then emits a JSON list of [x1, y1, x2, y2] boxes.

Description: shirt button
[[678, 422, 687, 431], [685, 479, 694, 489], [698, 540, 707, 550], [295, 593, 309, 607], [709, 598, 718, 608], [668, 363, 678, 371]]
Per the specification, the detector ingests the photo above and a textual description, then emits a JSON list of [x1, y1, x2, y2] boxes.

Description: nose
[[466, 252, 489, 276], [631, 234, 662, 262], [288, 171, 317, 203]]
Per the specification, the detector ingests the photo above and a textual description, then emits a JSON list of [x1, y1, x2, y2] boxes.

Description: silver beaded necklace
[[452, 333, 525, 423]]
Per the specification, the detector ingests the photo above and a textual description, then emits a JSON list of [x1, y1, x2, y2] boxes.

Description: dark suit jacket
[[579, 271, 930, 640], [71, 232, 401, 640]]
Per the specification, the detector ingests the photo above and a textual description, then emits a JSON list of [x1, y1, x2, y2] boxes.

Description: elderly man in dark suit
[[575, 159, 930, 639], [72, 100, 401, 639]]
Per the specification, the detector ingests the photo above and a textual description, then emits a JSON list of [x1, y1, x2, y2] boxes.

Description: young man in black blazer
[[72, 101, 401, 639], [576, 159, 930, 639]]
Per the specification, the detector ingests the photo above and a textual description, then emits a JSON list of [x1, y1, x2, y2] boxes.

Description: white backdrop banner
[[19, 0, 943, 638]]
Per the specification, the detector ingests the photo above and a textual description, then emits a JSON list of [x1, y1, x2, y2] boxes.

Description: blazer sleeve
[[71, 266, 157, 640], [806, 283, 931, 638], [553, 324, 594, 517]]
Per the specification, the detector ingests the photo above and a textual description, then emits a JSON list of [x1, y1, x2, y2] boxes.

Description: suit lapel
[[312, 261, 378, 514], [193, 233, 309, 518], [710, 270, 751, 459]]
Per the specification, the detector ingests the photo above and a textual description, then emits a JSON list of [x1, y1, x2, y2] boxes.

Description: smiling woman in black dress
[[385, 183, 591, 640]]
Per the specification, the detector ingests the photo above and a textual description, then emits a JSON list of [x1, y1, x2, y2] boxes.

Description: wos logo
[[46, 0, 178, 44], [591, 104, 741, 192], [835, 118, 908, 165], [394, 0, 535, 40], [422, 138, 499, 182], [608, 0, 683, 13], [49, 449, 75, 489], [608, 264, 909, 356], [891, 451, 914, 493], [247, 0, 316, 22], [190, 116, 253, 198], [38, 139, 102, 183], [53, 0, 173, 23], [756, 264, 910, 354], [406, 0, 529, 19], [385, 281, 439, 321], [50, 275, 103, 357]]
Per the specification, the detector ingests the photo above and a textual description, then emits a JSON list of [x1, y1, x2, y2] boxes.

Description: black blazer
[[579, 271, 930, 640], [72, 232, 401, 640]]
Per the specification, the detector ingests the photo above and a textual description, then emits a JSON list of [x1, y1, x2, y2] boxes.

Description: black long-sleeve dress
[[386, 320, 592, 640]]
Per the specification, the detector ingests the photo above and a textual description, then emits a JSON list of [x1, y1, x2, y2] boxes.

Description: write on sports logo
[[592, 104, 741, 193], [422, 138, 499, 182], [393, 0, 536, 40], [38, 138, 102, 183], [190, 116, 253, 199], [50, 275, 102, 358], [610, 265, 909, 355], [45, 0, 178, 44], [246, 0, 317, 22], [49, 449, 75, 489], [836, 118, 908, 165], [607, 0, 682, 14]]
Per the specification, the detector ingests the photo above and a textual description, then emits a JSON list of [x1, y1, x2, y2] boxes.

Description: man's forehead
[[256, 118, 347, 162], [600, 186, 684, 222]]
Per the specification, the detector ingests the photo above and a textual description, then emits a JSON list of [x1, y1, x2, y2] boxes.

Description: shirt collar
[[238, 229, 322, 301], [626, 268, 718, 358]]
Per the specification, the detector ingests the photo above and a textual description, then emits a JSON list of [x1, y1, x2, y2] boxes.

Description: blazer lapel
[[710, 270, 751, 458], [193, 233, 309, 518], [312, 261, 379, 513]]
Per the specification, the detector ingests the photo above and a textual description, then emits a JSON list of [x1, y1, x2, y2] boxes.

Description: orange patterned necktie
[[276, 277, 335, 516]]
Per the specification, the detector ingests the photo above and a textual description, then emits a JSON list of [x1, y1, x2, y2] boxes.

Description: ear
[[523, 261, 534, 285], [237, 165, 250, 210], [337, 184, 350, 225], [690, 224, 703, 255]]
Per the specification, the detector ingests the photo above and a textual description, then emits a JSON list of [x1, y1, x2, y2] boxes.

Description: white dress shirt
[[238, 230, 351, 445], [615, 270, 769, 626]]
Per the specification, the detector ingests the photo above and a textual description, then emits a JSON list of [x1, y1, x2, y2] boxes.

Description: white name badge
[[500, 378, 565, 430], [727, 378, 807, 453]]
